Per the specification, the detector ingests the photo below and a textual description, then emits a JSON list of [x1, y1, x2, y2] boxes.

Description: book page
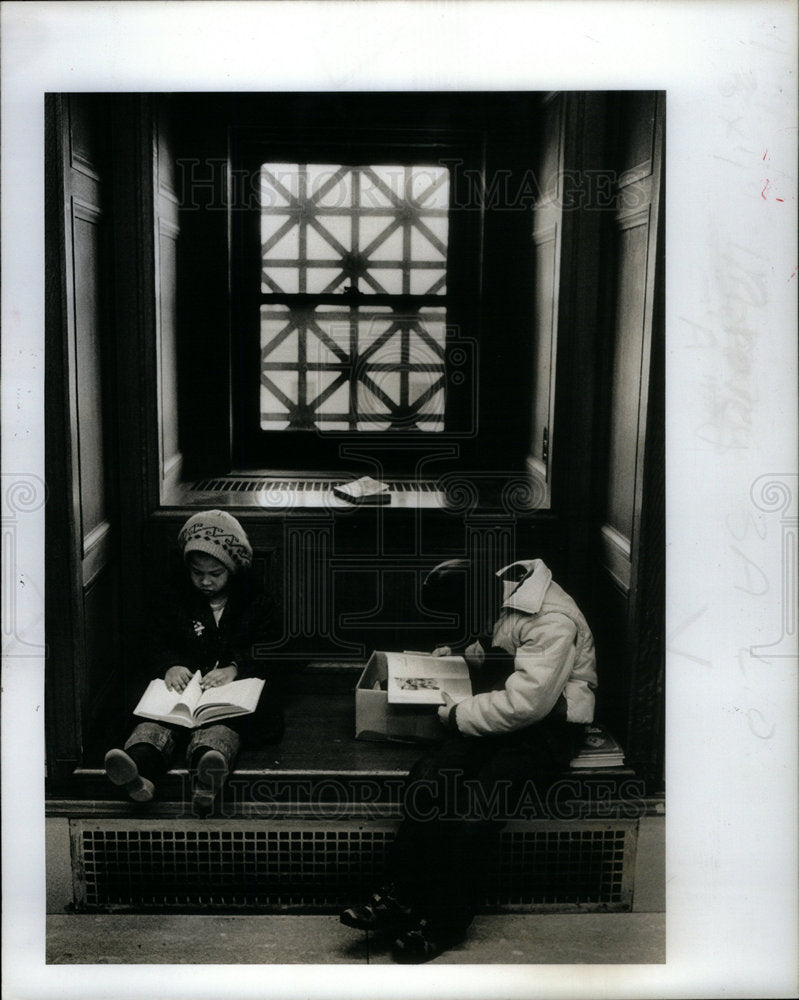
[[343, 476, 388, 497], [133, 671, 203, 720], [386, 652, 471, 705], [333, 476, 391, 504], [177, 671, 204, 713], [195, 677, 265, 719]]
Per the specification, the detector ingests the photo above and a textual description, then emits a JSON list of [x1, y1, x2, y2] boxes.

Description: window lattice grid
[[260, 305, 447, 431], [260, 163, 449, 297]]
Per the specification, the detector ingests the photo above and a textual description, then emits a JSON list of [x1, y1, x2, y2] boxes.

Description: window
[[258, 163, 450, 433], [229, 131, 482, 471]]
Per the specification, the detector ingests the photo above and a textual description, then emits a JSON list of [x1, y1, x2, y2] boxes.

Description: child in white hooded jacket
[[340, 558, 598, 963], [438, 558, 596, 735]]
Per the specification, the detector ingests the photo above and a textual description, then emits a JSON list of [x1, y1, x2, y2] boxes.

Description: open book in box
[[386, 651, 471, 704], [356, 651, 471, 742]]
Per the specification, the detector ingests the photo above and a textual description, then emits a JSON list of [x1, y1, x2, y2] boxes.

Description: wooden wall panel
[[589, 569, 630, 730], [68, 95, 105, 176], [616, 91, 657, 177], [46, 94, 120, 785], [598, 90, 661, 599], [154, 100, 182, 497], [605, 217, 649, 545], [72, 209, 107, 543], [592, 92, 664, 787], [83, 576, 120, 728], [527, 95, 564, 494], [157, 103, 178, 196], [530, 228, 557, 473], [140, 509, 560, 668], [158, 223, 180, 480]]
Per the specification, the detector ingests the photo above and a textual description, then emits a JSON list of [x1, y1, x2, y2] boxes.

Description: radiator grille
[[189, 478, 441, 493], [70, 819, 637, 913], [485, 823, 634, 909]]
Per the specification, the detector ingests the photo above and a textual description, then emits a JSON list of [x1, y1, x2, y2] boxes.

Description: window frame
[[228, 127, 485, 473]]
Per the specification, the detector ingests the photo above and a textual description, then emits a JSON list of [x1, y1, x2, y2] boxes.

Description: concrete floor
[[45, 812, 665, 966], [46, 911, 665, 965]]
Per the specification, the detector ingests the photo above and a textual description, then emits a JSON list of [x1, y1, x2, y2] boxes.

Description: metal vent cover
[[70, 818, 637, 913], [189, 478, 441, 494]]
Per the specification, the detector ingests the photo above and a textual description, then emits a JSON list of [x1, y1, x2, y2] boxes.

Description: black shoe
[[392, 918, 465, 964], [104, 748, 155, 803], [340, 884, 414, 932], [191, 749, 228, 816]]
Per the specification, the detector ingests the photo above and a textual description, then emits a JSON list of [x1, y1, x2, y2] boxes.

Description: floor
[[46, 911, 666, 965], [47, 688, 666, 971]]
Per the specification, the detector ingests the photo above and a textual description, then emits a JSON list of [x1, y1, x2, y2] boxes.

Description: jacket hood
[[496, 559, 553, 614]]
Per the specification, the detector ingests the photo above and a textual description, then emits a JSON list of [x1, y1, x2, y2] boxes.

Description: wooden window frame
[[229, 127, 484, 473]]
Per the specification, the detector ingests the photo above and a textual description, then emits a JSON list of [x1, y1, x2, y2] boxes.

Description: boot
[[191, 748, 228, 816], [104, 748, 155, 803]]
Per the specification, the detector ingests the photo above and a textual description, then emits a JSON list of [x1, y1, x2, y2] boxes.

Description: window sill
[[161, 473, 550, 515]]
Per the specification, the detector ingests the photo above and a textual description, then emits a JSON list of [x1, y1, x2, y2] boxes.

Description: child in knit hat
[[104, 510, 284, 814]]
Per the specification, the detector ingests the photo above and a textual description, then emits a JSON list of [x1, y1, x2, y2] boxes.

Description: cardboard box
[[355, 651, 443, 742]]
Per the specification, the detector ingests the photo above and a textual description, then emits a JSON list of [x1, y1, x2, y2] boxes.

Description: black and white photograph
[[40, 81, 667, 965], [2, 2, 797, 998]]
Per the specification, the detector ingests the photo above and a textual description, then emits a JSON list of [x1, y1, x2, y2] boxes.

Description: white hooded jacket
[[454, 559, 598, 737]]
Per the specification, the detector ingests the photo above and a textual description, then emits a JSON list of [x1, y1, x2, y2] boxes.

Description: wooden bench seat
[[70, 663, 636, 812]]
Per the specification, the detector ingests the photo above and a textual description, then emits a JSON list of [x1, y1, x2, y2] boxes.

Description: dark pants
[[123, 693, 284, 780], [124, 719, 241, 777], [389, 712, 583, 933]]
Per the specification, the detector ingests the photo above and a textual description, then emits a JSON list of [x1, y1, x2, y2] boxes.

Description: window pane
[[260, 163, 449, 296], [260, 305, 446, 431], [258, 161, 450, 433]]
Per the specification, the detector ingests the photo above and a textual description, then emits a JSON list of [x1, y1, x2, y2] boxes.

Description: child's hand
[[437, 691, 456, 725], [200, 664, 238, 690], [431, 646, 452, 657], [464, 640, 485, 669], [165, 665, 192, 692]]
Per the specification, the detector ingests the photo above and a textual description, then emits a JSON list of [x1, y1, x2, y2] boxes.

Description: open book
[[333, 475, 392, 505], [133, 670, 265, 729], [386, 651, 472, 705]]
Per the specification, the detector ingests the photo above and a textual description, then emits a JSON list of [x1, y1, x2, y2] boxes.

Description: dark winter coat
[[148, 573, 281, 682]]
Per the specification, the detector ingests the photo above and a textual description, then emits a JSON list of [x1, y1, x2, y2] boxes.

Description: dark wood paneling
[[154, 100, 182, 496], [538, 101, 562, 194], [156, 97, 179, 199], [46, 94, 121, 788], [528, 95, 564, 490], [606, 218, 649, 542], [530, 228, 557, 473], [592, 92, 664, 789], [616, 91, 657, 177], [68, 93, 107, 179], [547, 92, 608, 608], [83, 569, 121, 738], [46, 98, 83, 782], [72, 207, 107, 543], [590, 572, 630, 738], [140, 507, 563, 666], [158, 223, 180, 479], [623, 124, 665, 786]]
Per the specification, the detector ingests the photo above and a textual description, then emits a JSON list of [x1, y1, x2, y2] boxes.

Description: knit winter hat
[[178, 510, 252, 574]]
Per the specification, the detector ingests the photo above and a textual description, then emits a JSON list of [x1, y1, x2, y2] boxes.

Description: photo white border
[[2, 1, 797, 998]]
